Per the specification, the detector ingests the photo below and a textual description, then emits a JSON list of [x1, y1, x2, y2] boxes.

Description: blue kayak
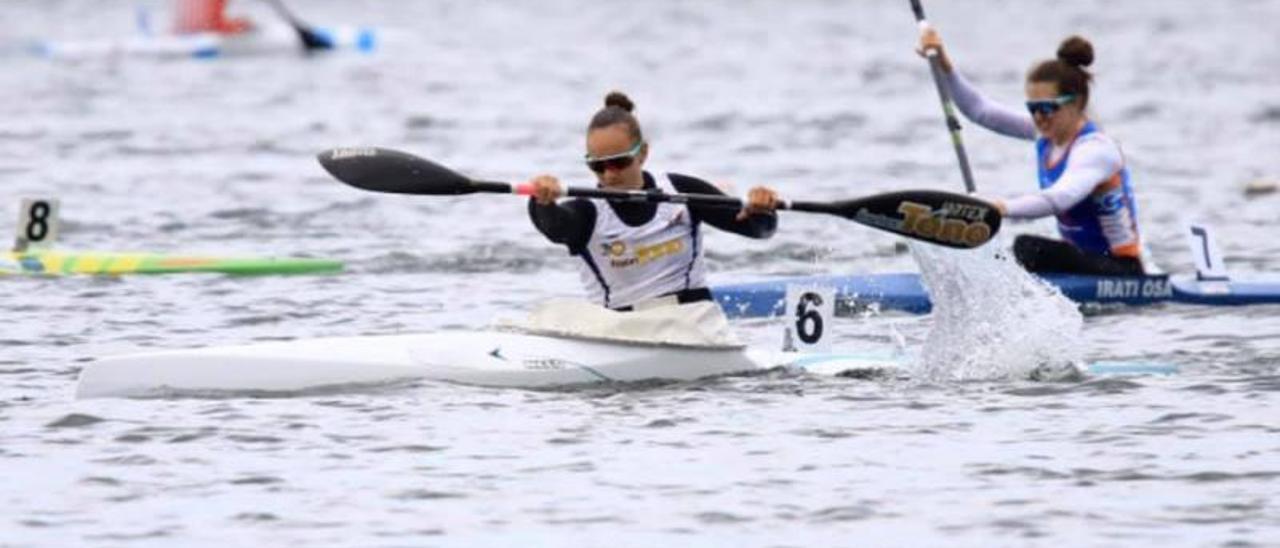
[[712, 272, 1280, 318]]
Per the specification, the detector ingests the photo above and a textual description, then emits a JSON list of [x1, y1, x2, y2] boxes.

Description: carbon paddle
[[317, 147, 1001, 249], [910, 0, 977, 193], [265, 0, 331, 52]]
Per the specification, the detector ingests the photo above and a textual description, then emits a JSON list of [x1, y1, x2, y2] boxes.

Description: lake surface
[[1, 0, 1278, 546]]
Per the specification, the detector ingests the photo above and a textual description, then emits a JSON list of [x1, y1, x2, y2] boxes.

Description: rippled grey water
[[2, 0, 1279, 545]]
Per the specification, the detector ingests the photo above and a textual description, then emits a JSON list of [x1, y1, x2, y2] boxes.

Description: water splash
[[910, 240, 1084, 381]]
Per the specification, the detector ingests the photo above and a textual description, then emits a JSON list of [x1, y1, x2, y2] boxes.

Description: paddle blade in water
[[811, 190, 1002, 249], [317, 147, 477, 195]]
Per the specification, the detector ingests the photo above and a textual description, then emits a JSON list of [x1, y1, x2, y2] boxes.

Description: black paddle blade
[[820, 190, 1001, 249], [298, 28, 334, 51], [317, 147, 477, 195]]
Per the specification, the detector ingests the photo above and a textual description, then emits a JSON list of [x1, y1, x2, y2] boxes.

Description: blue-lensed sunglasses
[[585, 141, 644, 174], [1025, 94, 1076, 117]]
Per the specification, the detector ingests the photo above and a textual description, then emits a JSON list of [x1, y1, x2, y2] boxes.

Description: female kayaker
[[527, 91, 780, 311], [918, 30, 1146, 275]]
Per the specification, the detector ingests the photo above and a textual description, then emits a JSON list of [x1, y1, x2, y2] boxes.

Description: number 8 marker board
[[3, 198, 342, 276]]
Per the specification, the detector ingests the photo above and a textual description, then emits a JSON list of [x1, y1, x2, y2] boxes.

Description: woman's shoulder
[[663, 172, 721, 195], [1070, 126, 1124, 168], [1080, 125, 1117, 142], [1076, 127, 1122, 154]]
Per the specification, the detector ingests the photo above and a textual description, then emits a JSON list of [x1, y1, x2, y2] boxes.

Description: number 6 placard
[[784, 284, 835, 353]]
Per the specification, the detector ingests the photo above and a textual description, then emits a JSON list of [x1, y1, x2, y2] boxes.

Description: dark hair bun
[[604, 91, 635, 113], [1057, 35, 1094, 68]]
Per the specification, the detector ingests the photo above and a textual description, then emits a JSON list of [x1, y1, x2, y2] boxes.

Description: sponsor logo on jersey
[[602, 241, 627, 257], [601, 237, 684, 268], [1095, 190, 1126, 214]]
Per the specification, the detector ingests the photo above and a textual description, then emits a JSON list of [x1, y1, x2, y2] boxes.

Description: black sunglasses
[[1025, 94, 1076, 117], [585, 141, 644, 174]]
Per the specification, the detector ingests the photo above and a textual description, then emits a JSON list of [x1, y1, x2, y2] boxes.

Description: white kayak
[[74, 329, 1176, 399], [74, 330, 907, 398]]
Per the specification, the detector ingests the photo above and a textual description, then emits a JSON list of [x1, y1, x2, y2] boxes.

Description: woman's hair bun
[[604, 91, 635, 113], [1057, 35, 1094, 68]]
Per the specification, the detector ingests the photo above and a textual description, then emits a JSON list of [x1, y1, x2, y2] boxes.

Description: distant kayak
[[1, 249, 342, 276], [30, 24, 377, 60]]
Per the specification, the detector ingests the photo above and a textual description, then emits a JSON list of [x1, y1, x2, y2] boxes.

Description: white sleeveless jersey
[[577, 174, 706, 309]]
